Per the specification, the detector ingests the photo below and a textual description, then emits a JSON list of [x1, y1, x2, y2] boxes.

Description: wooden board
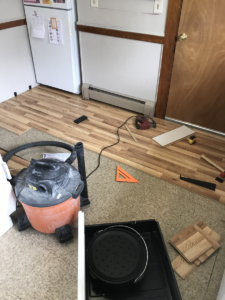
[[170, 225, 212, 263], [152, 126, 195, 147], [172, 255, 197, 280], [194, 221, 221, 265], [0, 86, 225, 203]]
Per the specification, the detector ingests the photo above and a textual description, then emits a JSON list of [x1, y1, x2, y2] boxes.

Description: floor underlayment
[[0, 127, 225, 300]]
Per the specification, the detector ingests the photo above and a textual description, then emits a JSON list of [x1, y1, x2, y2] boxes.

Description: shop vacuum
[[3, 141, 89, 243]]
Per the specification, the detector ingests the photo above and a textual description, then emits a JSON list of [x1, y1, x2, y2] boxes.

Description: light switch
[[154, 0, 163, 14], [91, 0, 98, 7]]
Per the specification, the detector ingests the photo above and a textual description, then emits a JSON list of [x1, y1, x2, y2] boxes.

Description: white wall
[[80, 33, 163, 101], [0, 0, 37, 103], [77, 0, 169, 36], [77, 0, 168, 103], [0, 0, 25, 22]]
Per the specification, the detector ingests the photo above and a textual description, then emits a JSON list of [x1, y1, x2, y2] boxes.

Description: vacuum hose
[[3, 141, 77, 164], [75, 142, 89, 205]]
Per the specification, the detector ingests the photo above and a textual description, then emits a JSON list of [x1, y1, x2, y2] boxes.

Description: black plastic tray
[[85, 219, 182, 300]]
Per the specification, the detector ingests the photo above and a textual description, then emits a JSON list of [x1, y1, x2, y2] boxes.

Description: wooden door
[[166, 0, 225, 133]]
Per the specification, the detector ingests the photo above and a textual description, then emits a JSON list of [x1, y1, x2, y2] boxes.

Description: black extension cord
[[86, 115, 137, 179]]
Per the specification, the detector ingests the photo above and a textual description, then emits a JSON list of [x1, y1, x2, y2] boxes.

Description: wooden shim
[[125, 125, 137, 142], [201, 155, 224, 173], [152, 125, 195, 147]]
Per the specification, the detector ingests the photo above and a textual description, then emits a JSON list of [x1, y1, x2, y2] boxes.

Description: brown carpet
[[0, 127, 225, 300]]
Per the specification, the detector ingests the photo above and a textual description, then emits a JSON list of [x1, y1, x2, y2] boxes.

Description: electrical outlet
[[91, 0, 98, 7], [154, 0, 163, 14]]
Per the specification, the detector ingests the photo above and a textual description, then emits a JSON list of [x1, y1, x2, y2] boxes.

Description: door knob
[[178, 33, 187, 41]]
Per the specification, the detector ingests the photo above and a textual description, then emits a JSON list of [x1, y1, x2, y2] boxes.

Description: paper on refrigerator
[[31, 14, 45, 39], [48, 18, 64, 45]]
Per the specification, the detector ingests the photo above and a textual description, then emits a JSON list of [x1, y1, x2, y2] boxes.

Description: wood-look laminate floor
[[0, 85, 225, 203]]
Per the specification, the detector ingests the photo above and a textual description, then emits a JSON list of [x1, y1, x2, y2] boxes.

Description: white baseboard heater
[[82, 84, 156, 117]]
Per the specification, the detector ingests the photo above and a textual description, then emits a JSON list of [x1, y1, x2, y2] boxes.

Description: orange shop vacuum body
[[3, 141, 89, 243]]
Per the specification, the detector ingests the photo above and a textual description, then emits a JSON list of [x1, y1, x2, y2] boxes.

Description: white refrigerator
[[23, 0, 81, 94]]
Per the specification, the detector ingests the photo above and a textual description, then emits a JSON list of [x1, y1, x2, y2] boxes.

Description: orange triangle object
[[116, 166, 139, 183]]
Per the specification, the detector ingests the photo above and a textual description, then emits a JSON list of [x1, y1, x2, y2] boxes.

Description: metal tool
[[135, 117, 156, 130], [188, 136, 196, 145], [180, 175, 216, 191]]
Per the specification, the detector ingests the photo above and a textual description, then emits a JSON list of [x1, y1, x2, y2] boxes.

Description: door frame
[[155, 0, 183, 119]]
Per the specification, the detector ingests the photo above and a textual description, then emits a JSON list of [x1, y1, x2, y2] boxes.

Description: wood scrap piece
[[194, 221, 221, 265], [195, 248, 214, 266], [170, 225, 213, 263], [196, 221, 222, 242], [152, 125, 194, 147], [125, 125, 137, 142], [193, 224, 220, 263], [195, 259, 201, 266], [172, 255, 196, 279]]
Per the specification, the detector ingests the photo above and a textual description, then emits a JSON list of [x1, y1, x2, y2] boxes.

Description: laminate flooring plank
[[109, 148, 167, 175], [194, 128, 225, 142], [33, 86, 71, 99], [161, 174, 221, 201], [215, 189, 225, 198], [1, 86, 224, 203], [0, 102, 25, 114], [219, 196, 225, 203], [27, 122, 65, 138], [172, 140, 225, 161], [25, 113, 91, 136], [104, 150, 163, 178], [21, 102, 64, 118], [19, 104, 48, 117], [0, 108, 30, 125], [92, 128, 155, 151], [167, 145, 202, 159], [0, 117, 30, 135]]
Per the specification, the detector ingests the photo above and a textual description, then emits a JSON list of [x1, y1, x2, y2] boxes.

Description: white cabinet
[[0, 155, 16, 238]]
